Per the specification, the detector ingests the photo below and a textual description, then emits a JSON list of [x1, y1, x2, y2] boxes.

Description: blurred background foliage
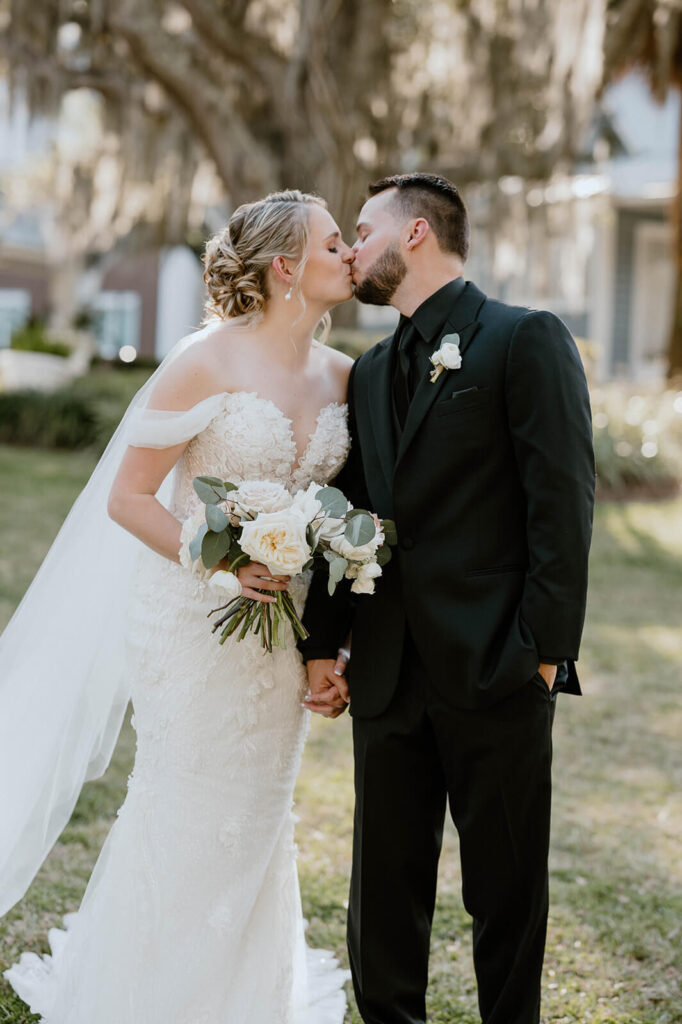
[[0, 0, 682, 489]]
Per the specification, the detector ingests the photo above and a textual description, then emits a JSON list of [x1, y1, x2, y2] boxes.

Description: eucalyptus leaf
[[376, 543, 393, 567], [196, 475, 224, 487], [228, 539, 245, 562], [227, 540, 250, 575], [205, 503, 228, 532], [381, 519, 398, 546], [201, 529, 231, 569], [345, 513, 376, 547], [329, 556, 348, 584], [316, 486, 348, 519], [193, 477, 225, 505], [189, 522, 209, 562], [223, 481, 239, 492]]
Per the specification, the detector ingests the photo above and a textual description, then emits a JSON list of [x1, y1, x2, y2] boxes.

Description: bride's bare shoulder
[[315, 342, 354, 401], [147, 325, 235, 411]]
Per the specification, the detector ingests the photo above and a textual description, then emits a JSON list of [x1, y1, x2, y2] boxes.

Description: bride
[[1, 189, 355, 1022]]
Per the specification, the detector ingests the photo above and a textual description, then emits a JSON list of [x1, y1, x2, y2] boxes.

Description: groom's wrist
[[298, 647, 339, 663]]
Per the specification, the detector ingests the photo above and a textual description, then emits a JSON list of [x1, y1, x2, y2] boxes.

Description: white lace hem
[[4, 914, 350, 1024]]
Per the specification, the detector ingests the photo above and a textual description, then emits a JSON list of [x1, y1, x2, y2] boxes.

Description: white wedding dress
[[4, 389, 351, 1024]]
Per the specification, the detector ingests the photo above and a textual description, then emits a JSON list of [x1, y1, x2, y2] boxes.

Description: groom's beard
[[354, 243, 407, 306]]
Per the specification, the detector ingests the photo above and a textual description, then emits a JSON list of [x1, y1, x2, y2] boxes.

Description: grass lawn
[[0, 442, 680, 1023]]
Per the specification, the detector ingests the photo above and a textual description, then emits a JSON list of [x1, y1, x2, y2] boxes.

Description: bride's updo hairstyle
[[202, 189, 328, 324]]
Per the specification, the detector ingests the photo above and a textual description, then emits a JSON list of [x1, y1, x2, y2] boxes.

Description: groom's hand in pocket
[[304, 657, 349, 719], [538, 662, 558, 689]]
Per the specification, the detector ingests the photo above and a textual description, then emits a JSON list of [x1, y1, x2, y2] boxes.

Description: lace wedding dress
[[4, 390, 351, 1024]]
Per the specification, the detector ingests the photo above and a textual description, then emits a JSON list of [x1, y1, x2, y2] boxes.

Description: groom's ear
[[405, 217, 430, 250]]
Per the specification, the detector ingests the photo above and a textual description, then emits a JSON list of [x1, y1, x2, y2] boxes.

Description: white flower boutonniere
[[429, 333, 462, 383]]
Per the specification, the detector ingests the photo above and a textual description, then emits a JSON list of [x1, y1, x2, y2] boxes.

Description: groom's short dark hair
[[368, 172, 470, 262]]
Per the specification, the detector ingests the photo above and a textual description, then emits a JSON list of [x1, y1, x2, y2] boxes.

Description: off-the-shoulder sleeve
[[127, 393, 228, 449]]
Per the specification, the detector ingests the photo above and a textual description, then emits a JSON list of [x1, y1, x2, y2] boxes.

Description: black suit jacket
[[299, 282, 596, 717]]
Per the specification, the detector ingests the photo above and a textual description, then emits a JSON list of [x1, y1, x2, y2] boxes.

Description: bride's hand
[[235, 561, 290, 604]]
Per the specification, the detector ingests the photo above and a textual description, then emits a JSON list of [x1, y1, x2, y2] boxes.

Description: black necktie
[[393, 322, 418, 429]]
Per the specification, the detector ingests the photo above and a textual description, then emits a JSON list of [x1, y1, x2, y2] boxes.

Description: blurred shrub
[[92, 354, 161, 371], [10, 323, 72, 359], [592, 385, 682, 499], [71, 364, 156, 452], [0, 390, 98, 448], [0, 366, 158, 453]]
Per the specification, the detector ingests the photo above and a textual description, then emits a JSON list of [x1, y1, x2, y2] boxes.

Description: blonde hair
[[202, 189, 331, 341]]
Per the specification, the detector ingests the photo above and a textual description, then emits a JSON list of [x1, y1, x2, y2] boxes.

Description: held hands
[[303, 647, 350, 719]]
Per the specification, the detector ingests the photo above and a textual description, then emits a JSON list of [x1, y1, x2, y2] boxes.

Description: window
[[0, 289, 31, 348], [93, 291, 142, 358]]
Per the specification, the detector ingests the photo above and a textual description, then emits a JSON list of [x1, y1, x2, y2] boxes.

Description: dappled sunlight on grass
[[0, 443, 680, 1023]]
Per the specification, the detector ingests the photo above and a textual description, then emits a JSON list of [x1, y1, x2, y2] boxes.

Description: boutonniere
[[429, 333, 462, 383]]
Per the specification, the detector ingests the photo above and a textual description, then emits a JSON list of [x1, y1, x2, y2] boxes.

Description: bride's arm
[[107, 348, 211, 562], [108, 439, 190, 563], [107, 355, 289, 603]]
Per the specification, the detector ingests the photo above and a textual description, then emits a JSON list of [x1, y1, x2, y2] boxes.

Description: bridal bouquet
[[181, 476, 397, 653]]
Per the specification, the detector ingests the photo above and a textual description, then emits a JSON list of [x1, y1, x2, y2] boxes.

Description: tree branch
[[108, 3, 278, 197]]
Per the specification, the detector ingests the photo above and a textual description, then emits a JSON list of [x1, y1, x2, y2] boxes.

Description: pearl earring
[[284, 286, 293, 301]]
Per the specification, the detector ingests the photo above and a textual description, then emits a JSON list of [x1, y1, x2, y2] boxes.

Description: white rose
[[234, 480, 292, 515], [432, 340, 462, 370], [239, 509, 311, 575], [290, 481, 323, 523], [350, 560, 382, 595], [330, 515, 383, 562], [316, 498, 354, 543], [317, 515, 348, 542], [209, 570, 243, 600]]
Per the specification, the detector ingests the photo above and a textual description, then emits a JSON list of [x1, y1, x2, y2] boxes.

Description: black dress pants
[[347, 630, 557, 1024]]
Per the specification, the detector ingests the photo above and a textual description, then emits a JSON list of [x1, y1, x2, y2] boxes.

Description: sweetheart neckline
[[216, 390, 348, 478]]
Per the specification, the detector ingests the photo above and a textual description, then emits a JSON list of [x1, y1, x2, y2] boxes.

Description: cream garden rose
[[289, 481, 323, 522], [239, 510, 311, 576], [187, 472, 397, 653], [234, 480, 292, 515]]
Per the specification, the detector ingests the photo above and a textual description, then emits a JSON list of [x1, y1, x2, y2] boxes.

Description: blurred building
[[0, 82, 205, 363], [464, 75, 678, 383], [0, 74, 678, 378]]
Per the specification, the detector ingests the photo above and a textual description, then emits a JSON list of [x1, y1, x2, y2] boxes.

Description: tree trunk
[[667, 88, 682, 381], [46, 245, 84, 333]]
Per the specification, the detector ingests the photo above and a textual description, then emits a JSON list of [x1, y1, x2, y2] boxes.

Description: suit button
[[401, 537, 414, 551]]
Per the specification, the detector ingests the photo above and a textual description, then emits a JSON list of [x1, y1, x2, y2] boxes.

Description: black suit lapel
[[395, 283, 487, 468]]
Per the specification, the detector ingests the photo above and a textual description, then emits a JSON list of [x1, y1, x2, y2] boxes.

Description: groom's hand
[[538, 662, 558, 689], [304, 658, 349, 719]]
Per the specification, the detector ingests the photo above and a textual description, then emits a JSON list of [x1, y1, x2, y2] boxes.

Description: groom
[[298, 172, 595, 1024]]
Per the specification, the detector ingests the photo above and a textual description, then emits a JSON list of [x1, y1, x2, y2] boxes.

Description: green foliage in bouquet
[[188, 477, 246, 572], [189, 477, 396, 653]]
